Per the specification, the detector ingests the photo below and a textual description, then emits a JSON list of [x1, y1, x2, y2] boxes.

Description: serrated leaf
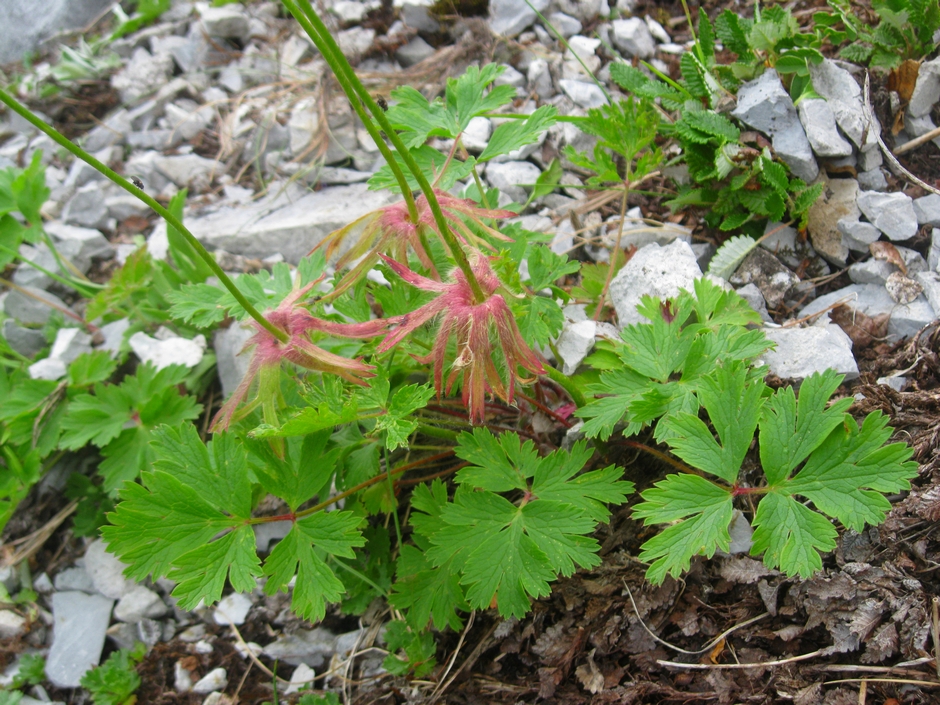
[[526, 245, 580, 291], [377, 383, 435, 450], [169, 526, 262, 609], [633, 474, 733, 583], [715, 9, 751, 55], [516, 295, 564, 348], [750, 492, 836, 577], [707, 234, 758, 279], [369, 145, 475, 194], [479, 106, 557, 162], [759, 369, 853, 485], [663, 362, 765, 483], [167, 283, 227, 327], [390, 545, 467, 631], [262, 512, 365, 622], [67, 351, 118, 388]]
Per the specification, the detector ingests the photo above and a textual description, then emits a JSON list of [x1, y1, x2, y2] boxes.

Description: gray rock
[[914, 194, 940, 227], [112, 48, 175, 104], [114, 585, 167, 623], [262, 627, 337, 667], [732, 70, 817, 181], [547, 11, 582, 38], [213, 592, 253, 626], [556, 319, 595, 375], [930, 228, 940, 270], [800, 283, 936, 341], [284, 663, 316, 695], [609, 239, 703, 327], [915, 270, 940, 313], [3, 319, 46, 358], [13, 243, 58, 290], [760, 221, 823, 270], [62, 183, 111, 230], [0, 610, 27, 639], [218, 64, 244, 93], [856, 190, 918, 241], [153, 154, 223, 191], [848, 246, 926, 285], [838, 218, 882, 252], [150, 33, 209, 74], [84, 540, 134, 600], [164, 102, 214, 142], [611, 18, 656, 58], [1, 286, 72, 325], [50, 328, 92, 364], [558, 79, 608, 109], [730, 248, 799, 308], [736, 283, 771, 322], [858, 145, 883, 172], [490, 0, 549, 36], [495, 64, 526, 89], [168, 182, 395, 263], [760, 322, 859, 381], [213, 323, 253, 406], [288, 98, 320, 156], [199, 3, 250, 39], [396, 36, 435, 68], [798, 98, 853, 157], [0, 0, 114, 64], [46, 592, 114, 688], [53, 565, 95, 593], [808, 177, 857, 265], [106, 193, 152, 222], [129, 331, 206, 370], [527, 58, 554, 100], [809, 60, 881, 152], [401, 1, 440, 33], [28, 358, 67, 381], [909, 56, 940, 118], [462, 116, 492, 153], [857, 168, 888, 192], [485, 160, 542, 203], [338, 27, 376, 59], [98, 318, 131, 358], [193, 667, 228, 694]]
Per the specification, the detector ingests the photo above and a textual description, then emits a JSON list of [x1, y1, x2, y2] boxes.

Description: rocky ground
[[3, 0, 940, 703]]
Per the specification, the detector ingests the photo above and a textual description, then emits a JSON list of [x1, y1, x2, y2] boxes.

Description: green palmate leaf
[[263, 512, 365, 622], [251, 399, 360, 438], [783, 411, 917, 530], [247, 432, 339, 510], [101, 426, 259, 604], [80, 644, 144, 705], [376, 383, 435, 450], [759, 369, 852, 485], [479, 106, 557, 162], [664, 362, 765, 483], [385, 86, 453, 148], [516, 295, 565, 348], [164, 189, 213, 284], [448, 64, 517, 133], [530, 157, 562, 202], [750, 492, 837, 577], [167, 283, 226, 327], [369, 145, 476, 194], [526, 246, 580, 291], [422, 430, 631, 618], [390, 480, 468, 630], [67, 351, 118, 388], [633, 474, 733, 583]]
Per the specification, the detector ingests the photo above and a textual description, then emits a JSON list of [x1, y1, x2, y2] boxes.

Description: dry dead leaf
[[575, 649, 606, 694], [719, 556, 774, 584], [870, 241, 908, 275], [861, 621, 899, 663], [888, 59, 921, 102], [886, 271, 924, 304], [829, 303, 890, 348]]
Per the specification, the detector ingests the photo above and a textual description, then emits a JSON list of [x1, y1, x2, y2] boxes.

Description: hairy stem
[[0, 88, 289, 344], [542, 365, 587, 407], [287, 0, 487, 303]]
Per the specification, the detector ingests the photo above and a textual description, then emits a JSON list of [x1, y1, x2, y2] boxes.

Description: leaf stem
[[0, 88, 289, 344], [285, 0, 487, 304], [542, 365, 587, 407]]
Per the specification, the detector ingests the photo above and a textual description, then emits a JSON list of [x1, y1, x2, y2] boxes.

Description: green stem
[[543, 365, 587, 407], [383, 445, 404, 552], [0, 88, 289, 344], [329, 555, 389, 597], [415, 423, 459, 441], [280, 0, 419, 223], [0, 243, 101, 297], [287, 0, 487, 304]]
